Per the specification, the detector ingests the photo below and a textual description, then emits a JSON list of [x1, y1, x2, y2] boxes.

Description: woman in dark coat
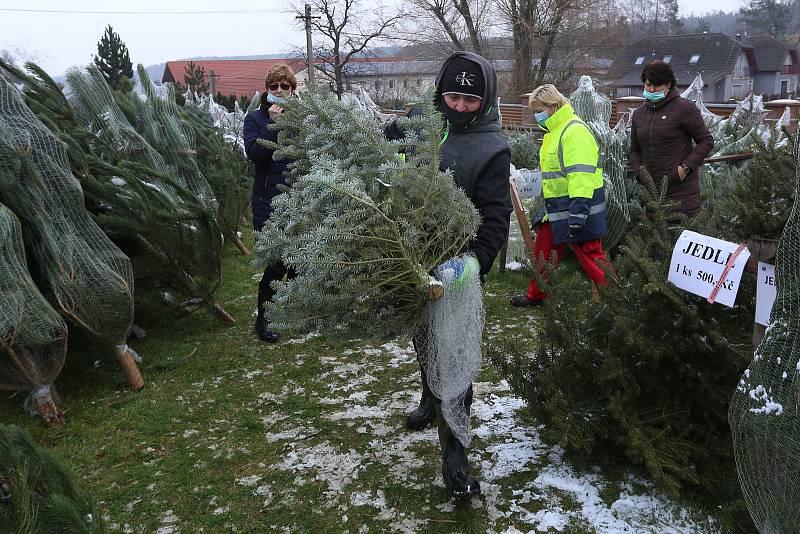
[[629, 60, 714, 217], [243, 64, 297, 342]]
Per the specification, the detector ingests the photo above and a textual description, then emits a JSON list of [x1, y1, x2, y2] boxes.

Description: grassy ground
[[1, 233, 721, 533]]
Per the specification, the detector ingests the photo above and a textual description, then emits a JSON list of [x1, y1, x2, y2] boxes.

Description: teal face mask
[[643, 89, 666, 102], [534, 110, 549, 125]]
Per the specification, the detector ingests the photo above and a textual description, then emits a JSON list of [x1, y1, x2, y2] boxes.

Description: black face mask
[[443, 106, 479, 130]]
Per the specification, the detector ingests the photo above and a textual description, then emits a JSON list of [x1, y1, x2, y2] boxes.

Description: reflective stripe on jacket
[[539, 102, 607, 245]]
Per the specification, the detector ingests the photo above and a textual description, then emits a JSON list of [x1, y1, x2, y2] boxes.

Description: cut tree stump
[[114, 345, 144, 391], [210, 303, 236, 326], [233, 236, 251, 256], [30, 385, 64, 427]]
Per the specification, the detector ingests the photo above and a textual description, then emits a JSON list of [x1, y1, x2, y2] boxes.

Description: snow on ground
[[233, 337, 718, 533]]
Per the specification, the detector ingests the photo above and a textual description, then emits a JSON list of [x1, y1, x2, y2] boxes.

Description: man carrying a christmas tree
[[387, 52, 512, 496]]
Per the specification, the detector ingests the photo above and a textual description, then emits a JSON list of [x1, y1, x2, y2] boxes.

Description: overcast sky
[[1, 0, 744, 78]]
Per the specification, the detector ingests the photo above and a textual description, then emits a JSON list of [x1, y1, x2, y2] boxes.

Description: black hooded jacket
[[386, 52, 512, 275]]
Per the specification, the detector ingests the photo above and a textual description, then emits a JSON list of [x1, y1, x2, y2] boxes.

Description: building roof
[[162, 59, 306, 99], [611, 33, 755, 88], [744, 36, 795, 71]]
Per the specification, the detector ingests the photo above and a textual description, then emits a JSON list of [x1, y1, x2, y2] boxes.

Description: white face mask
[[266, 93, 286, 105]]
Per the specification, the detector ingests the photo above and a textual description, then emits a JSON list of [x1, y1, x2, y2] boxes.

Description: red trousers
[[527, 222, 609, 301]]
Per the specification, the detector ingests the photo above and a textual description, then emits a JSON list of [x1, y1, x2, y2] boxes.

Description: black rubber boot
[[511, 294, 544, 307], [437, 388, 480, 497], [406, 365, 436, 430], [254, 305, 279, 343]]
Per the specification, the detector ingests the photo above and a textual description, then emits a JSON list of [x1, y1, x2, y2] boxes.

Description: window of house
[[689, 54, 700, 63], [389, 79, 395, 89], [403, 79, 408, 88], [635, 56, 645, 65], [417, 78, 422, 86], [375, 79, 382, 89], [733, 55, 749, 78], [663, 55, 672, 63]]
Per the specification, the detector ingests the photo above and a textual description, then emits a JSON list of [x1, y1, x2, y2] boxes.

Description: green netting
[[0, 203, 66, 423], [729, 131, 800, 532], [568, 76, 631, 251], [128, 65, 217, 212], [64, 65, 223, 304], [0, 74, 133, 346], [180, 83, 252, 251]]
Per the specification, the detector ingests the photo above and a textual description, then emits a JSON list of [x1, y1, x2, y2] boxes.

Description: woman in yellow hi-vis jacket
[[512, 84, 609, 307]]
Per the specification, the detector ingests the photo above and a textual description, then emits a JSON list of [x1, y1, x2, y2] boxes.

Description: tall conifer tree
[[93, 25, 134, 90]]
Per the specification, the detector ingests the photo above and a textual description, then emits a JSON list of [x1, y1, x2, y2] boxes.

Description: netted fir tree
[[713, 133, 796, 242], [491, 170, 753, 496], [0, 424, 105, 533], [0, 59, 229, 325], [253, 90, 481, 339], [728, 129, 800, 534], [92, 25, 133, 91]]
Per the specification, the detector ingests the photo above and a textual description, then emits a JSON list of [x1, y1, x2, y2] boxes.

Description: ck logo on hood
[[455, 72, 475, 86]]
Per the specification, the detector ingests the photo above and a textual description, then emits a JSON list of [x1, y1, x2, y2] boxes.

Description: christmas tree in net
[[253, 90, 482, 340], [0, 203, 66, 426], [729, 131, 800, 532]]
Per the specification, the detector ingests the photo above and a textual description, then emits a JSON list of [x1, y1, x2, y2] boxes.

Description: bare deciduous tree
[[299, 0, 403, 98], [396, 0, 494, 60]]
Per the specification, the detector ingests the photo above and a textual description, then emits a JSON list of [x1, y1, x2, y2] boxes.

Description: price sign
[[756, 262, 777, 326], [668, 230, 751, 307]]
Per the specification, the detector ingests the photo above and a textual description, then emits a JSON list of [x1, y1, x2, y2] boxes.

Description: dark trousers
[[257, 261, 296, 311]]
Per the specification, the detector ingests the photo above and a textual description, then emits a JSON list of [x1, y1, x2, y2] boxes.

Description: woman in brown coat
[[629, 60, 714, 217]]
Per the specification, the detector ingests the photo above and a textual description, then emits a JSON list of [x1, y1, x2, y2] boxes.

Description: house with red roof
[[162, 58, 307, 100]]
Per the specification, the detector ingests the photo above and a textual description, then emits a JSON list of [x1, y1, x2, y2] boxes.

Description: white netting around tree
[[129, 66, 216, 212], [421, 253, 484, 446], [65, 65, 224, 310], [0, 203, 66, 426], [729, 131, 800, 532], [0, 73, 134, 347]]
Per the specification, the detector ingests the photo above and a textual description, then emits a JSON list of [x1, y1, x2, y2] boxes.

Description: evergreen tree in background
[[183, 61, 209, 94], [92, 25, 133, 91]]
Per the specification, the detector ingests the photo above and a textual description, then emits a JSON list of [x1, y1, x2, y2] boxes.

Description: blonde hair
[[265, 64, 297, 90], [527, 84, 566, 109]]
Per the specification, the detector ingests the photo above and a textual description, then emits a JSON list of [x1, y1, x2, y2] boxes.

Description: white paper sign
[[668, 230, 751, 307], [756, 262, 777, 326], [514, 169, 543, 199]]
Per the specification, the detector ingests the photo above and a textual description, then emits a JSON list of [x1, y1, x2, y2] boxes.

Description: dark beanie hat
[[439, 56, 485, 100]]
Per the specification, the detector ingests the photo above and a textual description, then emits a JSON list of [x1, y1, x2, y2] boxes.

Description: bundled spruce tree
[[0, 204, 67, 426], [491, 172, 752, 494], [568, 76, 631, 251], [0, 60, 231, 325], [728, 131, 800, 533], [507, 131, 539, 170], [0, 424, 104, 533], [0, 70, 143, 390], [253, 90, 481, 339], [713, 134, 796, 242]]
